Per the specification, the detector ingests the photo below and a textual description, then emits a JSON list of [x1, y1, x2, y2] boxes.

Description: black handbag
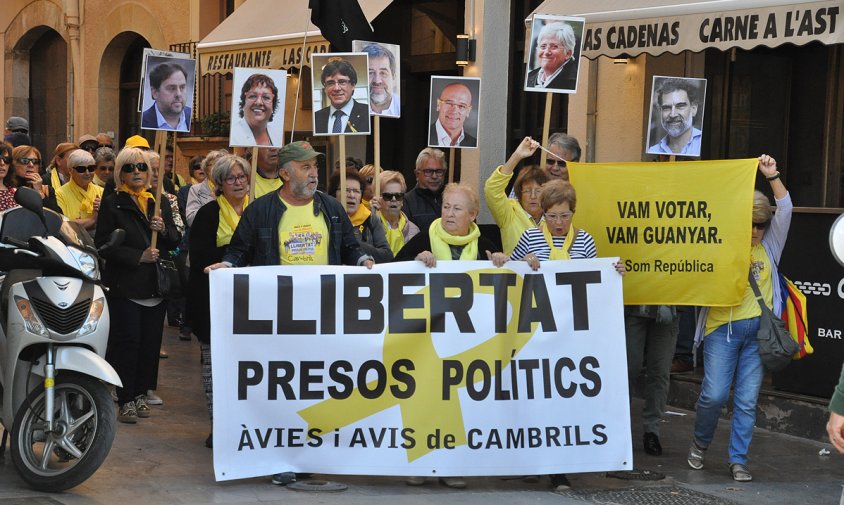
[[749, 272, 799, 372], [155, 258, 181, 298]]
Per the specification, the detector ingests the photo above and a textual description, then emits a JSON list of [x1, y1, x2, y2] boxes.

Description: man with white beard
[[648, 78, 702, 156], [362, 42, 400, 117]]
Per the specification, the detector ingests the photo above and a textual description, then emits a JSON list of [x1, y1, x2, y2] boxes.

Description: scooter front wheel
[[10, 371, 116, 492]]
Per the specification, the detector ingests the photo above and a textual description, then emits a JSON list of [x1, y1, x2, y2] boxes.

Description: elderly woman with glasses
[[327, 168, 393, 263], [186, 153, 250, 448], [11, 145, 60, 212], [0, 142, 17, 211], [372, 170, 419, 256], [93, 146, 116, 188], [55, 149, 103, 231], [687, 155, 791, 483], [485, 137, 549, 255], [95, 147, 180, 425]]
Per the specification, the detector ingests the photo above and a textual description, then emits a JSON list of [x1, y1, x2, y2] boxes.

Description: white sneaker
[[146, 390, 164, 405]]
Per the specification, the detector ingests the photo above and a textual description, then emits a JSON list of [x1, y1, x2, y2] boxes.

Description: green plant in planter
[[198, 111, 231, 137]]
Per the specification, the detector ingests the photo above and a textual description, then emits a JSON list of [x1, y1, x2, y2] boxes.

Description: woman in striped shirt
[[510, 179, 597, 265]]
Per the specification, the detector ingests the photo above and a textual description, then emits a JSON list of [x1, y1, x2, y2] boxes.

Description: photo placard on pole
[[140, 52, 197, 133], [229, 68, 288, 147], [524, 15, 586, 94], [311, 53, 371, 136], [646, 76, 707, 157], [428, 76, 481, 149], [352, 40, 401, 118]]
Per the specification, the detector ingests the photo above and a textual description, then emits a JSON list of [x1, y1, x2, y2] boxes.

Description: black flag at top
[[309, 0, 374, 52]]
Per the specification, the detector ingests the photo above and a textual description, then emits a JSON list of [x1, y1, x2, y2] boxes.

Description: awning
[[527, 0, 843, 59], [197, 0, 392, 75]]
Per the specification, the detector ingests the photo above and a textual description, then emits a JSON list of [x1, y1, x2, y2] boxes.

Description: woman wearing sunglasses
[[327, 168, 393, 263], [55, 149, 103, 231], [11, 145, 60, 212], [687, 155, 791, 483], [373, 170, 419, 256], [95, 147, 180, 425], [0, 142, 17, 211]]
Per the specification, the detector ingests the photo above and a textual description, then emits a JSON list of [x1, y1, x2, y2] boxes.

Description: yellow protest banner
[[569, 159, 758, 306]]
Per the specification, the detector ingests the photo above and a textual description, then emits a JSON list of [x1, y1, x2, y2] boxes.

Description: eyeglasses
[[224, 174, 248, 184], [73, 165, 97, 173], [0, 156, 11, 165], [752, 220, 770, 230], [547, 159, 567, 168], [538, 43, 563, 52], [345, 188, 362, 195], [121, 162, 149, 173], [18, 157, 41, 166], [246, 93, 274, 104], [419, 168, 446, 178], [521, 188, 542, 197], [437, 99, 471, 113], [545, 212, 574, 222], [324, 79, 351, 88], [382, 191, 404, 201], [82, 145, 98, 153], [99, 144, 113, 149]]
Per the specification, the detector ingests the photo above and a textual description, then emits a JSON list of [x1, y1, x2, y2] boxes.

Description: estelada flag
[[309, 0, 374, 52]]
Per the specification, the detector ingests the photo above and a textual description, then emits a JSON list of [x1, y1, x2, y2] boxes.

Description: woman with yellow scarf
[[55, 149, 103, 231], [95, 147, 180, 425], [374, 170, 420, 255], [327, 168, 393, 263], [186, 154, 250, 449]]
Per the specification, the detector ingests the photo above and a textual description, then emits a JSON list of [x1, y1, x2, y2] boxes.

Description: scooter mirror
[[830, 213, 844, 268], [13, 186, 47, 235], [99, 228, 126, 254]]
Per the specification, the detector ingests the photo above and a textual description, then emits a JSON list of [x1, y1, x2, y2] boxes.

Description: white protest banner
[[210, 259, 630, 481]]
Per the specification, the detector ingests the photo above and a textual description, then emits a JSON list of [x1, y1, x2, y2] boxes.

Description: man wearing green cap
[[206, 141, 374, 269]]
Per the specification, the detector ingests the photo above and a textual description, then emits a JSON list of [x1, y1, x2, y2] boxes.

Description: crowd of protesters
[[0, 114, 804, 488]]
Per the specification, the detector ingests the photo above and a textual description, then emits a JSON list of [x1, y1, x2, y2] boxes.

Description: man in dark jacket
[[206, 141, 374, 269], [403, 147, 447, 232]]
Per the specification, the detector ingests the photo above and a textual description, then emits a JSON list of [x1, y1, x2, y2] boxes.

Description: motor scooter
[[0, 187, 123, 491]]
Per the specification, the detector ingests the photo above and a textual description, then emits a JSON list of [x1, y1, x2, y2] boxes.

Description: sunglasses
[[752, 220, 771, 230], [17, 157, 41, 165], [547, 159, 567, 168], [121, 162, 149, 173], [73, 165, 97, 173], [0, 156, 11, 165], [82, 145, 98, 153], [382, 192, 404, 201]]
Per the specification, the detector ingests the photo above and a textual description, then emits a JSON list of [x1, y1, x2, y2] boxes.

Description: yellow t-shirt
[[705, 243, 771, 335], [255, 173, 283, 198], [278, 197, 328, 265]]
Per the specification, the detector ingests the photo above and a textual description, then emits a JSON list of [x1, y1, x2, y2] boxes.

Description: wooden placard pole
[[339, 135, 347, 212], [540, 91, 553, 168], [150, 130, 168, 249], [249, 146, 258, 202], [373, 115, 381, 197], [448, 147, 455, 184]]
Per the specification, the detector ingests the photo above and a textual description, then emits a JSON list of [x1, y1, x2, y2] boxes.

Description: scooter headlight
[[78, 297, 105, 337], [68, 246, 99, 279], [14, 295, 49, 337]]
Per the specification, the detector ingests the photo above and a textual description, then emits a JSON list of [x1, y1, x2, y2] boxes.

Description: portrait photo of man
[[229, 68, 287, 147], [428, 76, 480, 149], [141, 54, 196, 132], [311, 54, 371, 136], [524, 15, 585, 94], [353, 40, 401, 118], [646, 76, 707, 157]]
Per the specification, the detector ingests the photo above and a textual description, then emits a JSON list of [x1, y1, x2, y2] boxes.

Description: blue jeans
[[693, 317, 763, 465]]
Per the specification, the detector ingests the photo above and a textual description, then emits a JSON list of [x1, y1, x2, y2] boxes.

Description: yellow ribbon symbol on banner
[[298, 268, 540, 462]]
